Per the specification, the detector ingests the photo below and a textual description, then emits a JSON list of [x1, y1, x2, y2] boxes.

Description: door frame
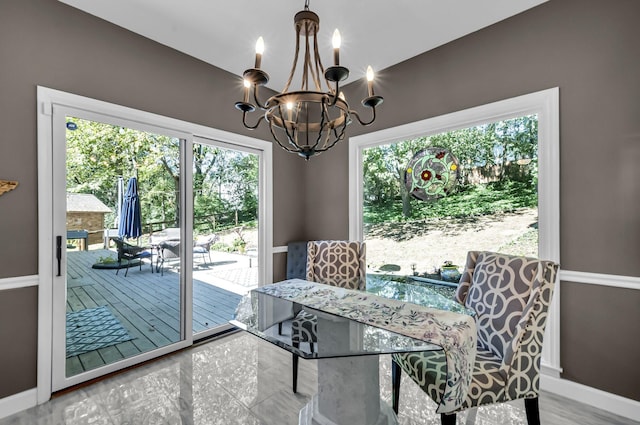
[[37, 86, 273, 402]]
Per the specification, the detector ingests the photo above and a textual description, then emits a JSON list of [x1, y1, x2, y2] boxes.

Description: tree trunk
[[396, 167, 412, 218]]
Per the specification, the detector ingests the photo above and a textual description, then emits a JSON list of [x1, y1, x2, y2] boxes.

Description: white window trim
[[348, 87, 561, 375], [36, 86, 273, 403]]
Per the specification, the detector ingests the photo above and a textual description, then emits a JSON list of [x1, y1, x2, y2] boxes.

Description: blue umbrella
[[118, 177, 142, 239]]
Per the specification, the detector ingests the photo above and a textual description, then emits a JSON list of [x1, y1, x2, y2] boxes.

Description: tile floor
[[1, 332, 637, 425]]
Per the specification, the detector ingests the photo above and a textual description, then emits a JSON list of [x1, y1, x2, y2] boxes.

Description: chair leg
[[440, 413, 457, 425], [524, 397, 540, 425], [292, 353, 299, 393], [391, 359, 401, 414]]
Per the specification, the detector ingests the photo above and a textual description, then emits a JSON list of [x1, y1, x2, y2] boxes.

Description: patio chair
[[290, 240, 366, 392], [113, 237, 153, 277], [193, 234, 218, 264], [391, 251, 559, 425], [158, 239, 180, 276]]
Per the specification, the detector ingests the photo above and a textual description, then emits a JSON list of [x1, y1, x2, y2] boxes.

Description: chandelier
[[234, 0, 383, 160]]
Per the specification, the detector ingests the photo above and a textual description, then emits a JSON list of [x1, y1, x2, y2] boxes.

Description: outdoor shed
[[66, 193, 112, 246]]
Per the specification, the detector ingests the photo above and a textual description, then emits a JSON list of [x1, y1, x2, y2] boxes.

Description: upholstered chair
[[286, 241, 309, 280], [290, 240, 366, 392], [391, 251, 559, 425]]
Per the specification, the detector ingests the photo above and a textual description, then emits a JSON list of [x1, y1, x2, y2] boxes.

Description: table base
[[299, 395, 397, 425], [298, 356, 398, 425]]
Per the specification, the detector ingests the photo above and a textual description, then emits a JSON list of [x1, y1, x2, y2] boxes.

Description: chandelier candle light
[[234, 0, 383, 160]]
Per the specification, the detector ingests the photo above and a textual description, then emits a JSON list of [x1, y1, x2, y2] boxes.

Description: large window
[[361, 115, 539, 277], [349, 88, 561, 374]]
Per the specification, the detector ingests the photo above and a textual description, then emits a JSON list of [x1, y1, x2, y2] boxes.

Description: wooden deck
[[65, 249, 242, 376]]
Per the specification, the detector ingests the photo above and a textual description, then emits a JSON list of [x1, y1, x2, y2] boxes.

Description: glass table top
[[231, 279, 474, 360]]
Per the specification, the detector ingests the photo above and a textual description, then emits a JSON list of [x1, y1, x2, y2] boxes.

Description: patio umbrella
[[118, 177, 142, 239]]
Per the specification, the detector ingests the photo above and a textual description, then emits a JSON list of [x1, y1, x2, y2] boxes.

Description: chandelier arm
[[309, 99, 329, 151], [251, 85, 270, 111], [241, 110, 264, 130], [316, 119, 347, 153], [278, 103, 300, 150], [349, 106, 378, 126], [328, 81, 340, 107], [283, 26, 302, 93], [272, 133, 300, 154], [269, 121, 299, 154]]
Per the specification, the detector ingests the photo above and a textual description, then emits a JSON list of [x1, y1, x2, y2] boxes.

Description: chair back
[[113, 237, 136, 260], [306, 240, 366, 290], [456, 251, 558, 368], [113, 237, 126, 261], [194, 234, 217, 249], [160, 240, 181, 259], [286, 241, 308, 280]]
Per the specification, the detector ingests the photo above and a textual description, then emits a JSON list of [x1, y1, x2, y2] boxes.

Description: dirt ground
[[364, 208, 538, 275], [217, 208, 538, 277]]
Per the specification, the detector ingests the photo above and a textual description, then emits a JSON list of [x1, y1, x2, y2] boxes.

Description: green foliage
[[211, 242, 233, 252], [65, 117, 259, 233], [96, 255, 117, 264], [364, 180, 537, 224], [362, 115, 538, 223]]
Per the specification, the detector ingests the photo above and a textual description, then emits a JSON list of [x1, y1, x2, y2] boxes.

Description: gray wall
[[311, 0, 640, 401], [0, 288, 37, 399], [0, 0, 305, 397]]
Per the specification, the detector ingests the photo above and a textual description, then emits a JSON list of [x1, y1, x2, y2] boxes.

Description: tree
[[362, 115, 538, 221], [65, 117, 260, 235]]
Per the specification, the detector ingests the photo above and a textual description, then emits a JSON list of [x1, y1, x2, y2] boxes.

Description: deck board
[[65, 249, 243, 375]]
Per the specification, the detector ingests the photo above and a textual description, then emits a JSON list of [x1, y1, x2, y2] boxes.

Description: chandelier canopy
[[234, 0, 383, 160]]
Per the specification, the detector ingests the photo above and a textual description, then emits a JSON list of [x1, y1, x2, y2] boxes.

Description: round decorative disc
[[404, 148, 460, 201]]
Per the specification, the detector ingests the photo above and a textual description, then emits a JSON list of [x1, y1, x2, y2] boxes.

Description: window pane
[[362, 115, 538, 282]]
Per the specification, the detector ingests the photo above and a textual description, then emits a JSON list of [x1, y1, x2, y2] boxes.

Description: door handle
[[56, 235, 62, 276]]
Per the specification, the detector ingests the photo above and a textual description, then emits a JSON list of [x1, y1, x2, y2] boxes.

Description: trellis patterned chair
[[391, 251, 559, 425], [290, 240, 366, 392]]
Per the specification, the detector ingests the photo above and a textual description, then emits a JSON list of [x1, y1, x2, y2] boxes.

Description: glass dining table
[[231, 278, 475, 425]]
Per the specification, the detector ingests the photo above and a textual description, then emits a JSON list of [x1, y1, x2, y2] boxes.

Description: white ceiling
[[58, 0, 547, 90]]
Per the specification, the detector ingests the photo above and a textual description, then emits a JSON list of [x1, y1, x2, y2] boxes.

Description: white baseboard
[[0, 388, 37, 420], [541, 362, 562, 378], [541, 374, 640, 423]]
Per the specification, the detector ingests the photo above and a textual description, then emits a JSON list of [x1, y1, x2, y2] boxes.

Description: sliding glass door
[[40, 87, 272, 394], [52, 107, 190, 390], [191, 138, 260, 338]]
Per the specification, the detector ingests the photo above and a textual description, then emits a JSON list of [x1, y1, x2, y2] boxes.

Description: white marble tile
[[1, 333, 638, 425]]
